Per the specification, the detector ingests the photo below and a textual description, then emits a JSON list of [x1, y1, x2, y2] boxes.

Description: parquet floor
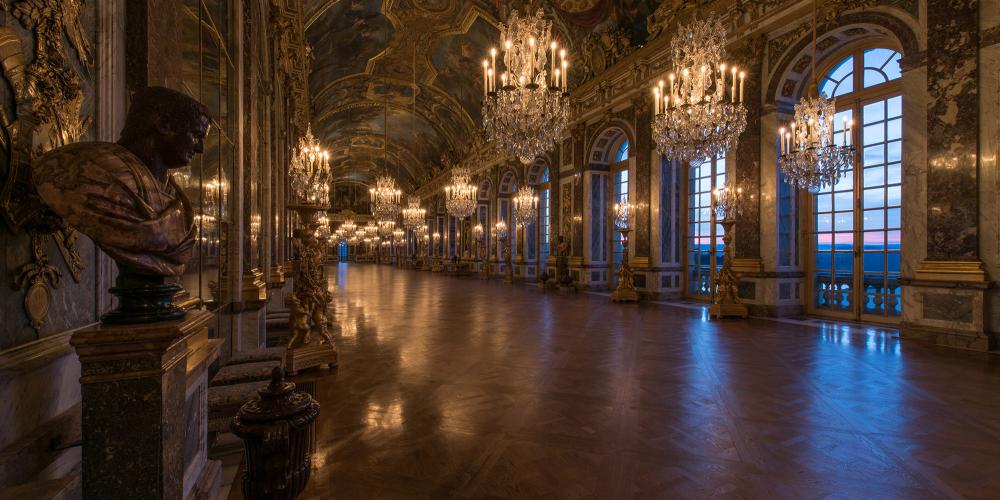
[[298, 264, 1000, 499]]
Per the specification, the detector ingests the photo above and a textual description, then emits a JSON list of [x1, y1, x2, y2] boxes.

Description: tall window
[[611, 145, 629, 285], [539, 168, 551, 263], [812, 47, 902, 320], [687, 156, 726, 298]]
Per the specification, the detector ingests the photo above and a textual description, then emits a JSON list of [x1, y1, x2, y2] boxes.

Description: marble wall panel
[[925, 0, 980, 260], [634, 100, 652, 259], [979, 41, 1000, 332], [733, 51, 763, 260]]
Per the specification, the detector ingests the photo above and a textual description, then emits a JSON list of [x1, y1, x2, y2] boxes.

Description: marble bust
[[33, 86, 211, 323]]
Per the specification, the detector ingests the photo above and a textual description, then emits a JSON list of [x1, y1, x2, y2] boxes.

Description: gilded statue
[[32, 86, 211, 323]]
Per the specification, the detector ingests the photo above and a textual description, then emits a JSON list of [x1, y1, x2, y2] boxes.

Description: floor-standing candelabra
[[287, 204, 338, 374], [611, 203, 638, 303], [474, 224, 488, 280], [709, 185, 751, 319], [431, 232, 443, 272], [495, 221, 512, 284]]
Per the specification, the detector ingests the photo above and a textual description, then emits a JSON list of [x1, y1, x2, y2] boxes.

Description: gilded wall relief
[[0, 0, 92, 334]]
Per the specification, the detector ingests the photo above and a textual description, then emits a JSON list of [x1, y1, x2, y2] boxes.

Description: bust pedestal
[[71, 309, 222, 500]]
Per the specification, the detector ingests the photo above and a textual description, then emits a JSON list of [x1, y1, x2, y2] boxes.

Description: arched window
[[811, 46, 902, 321], [615, 140, 630, 162]]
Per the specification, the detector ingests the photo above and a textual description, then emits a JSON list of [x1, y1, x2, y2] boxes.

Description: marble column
[[124, 0, 183, 91], [732, 39, 764, 267], [632, 96, 653, 268], [571, 128, 586, 260]]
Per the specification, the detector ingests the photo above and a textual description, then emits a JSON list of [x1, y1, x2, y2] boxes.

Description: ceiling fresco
[[304, 0, 665, 191]]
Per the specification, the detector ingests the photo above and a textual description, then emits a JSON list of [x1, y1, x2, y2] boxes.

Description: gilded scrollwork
[[0, 0, 92, 333]]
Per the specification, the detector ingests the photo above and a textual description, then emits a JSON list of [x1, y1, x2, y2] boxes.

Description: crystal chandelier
[[512, 186, 539, 226], [613, 202, 632, 230], [402, 196, 426, 230], [778, 0, 854, 192], [370, 174, 401, 222], [482, 9, 571, 164], [445, 165, 478, 219], [370, 101, 402, 222], [651, 17, 747, 164], [378, 219, 396, 235], [289, 126, 331, 205], [778, 94, 854, 192]]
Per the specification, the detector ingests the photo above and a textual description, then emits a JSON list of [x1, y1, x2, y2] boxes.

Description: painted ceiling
[[304, 0, 664, 192]]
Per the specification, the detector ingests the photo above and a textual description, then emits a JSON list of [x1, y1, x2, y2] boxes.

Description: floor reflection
[[296, 264, 1000, 499]]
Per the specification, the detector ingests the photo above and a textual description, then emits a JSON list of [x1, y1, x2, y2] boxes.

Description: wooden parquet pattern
[[297, 264, 1000, 499]]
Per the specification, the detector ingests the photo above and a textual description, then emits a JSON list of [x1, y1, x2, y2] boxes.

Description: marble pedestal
[[286, 343, 338, 375], [71, 309, 222, 500]]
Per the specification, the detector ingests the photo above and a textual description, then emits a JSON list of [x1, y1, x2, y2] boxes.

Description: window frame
[[805, 43, 904, 323]]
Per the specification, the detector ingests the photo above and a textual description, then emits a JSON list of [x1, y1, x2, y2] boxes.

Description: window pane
[[863, 101, 885, 123], [834, 78, 854, 97], [887, 96, 902, 118], [863, 124, 885, 144], [864, 49, 902, 87], [863, 209, 884, 230], [863, 166, 885, 188], [864, 145, 885, 166], [887, 141, 902, 164], [864, 69, 887, 88], [887, 118, 902, 141], [863, 187, 884, 209], [827, 56, 854, 83]]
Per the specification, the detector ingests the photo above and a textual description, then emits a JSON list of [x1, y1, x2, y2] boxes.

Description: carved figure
[[32, 86, 211, 323], [286, 294, 310, 349], [556, 234, 572, 285]]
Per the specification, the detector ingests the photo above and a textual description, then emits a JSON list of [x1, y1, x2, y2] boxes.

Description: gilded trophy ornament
[[0, 0, 95, 332]]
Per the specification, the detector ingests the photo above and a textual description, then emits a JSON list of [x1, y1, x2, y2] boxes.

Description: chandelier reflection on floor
[[651, 17, 746, 164], [445, 165, 478, 220], [777, 0, 855, 192], [482, 9, 570, 164], [289, 126, 330, 205]]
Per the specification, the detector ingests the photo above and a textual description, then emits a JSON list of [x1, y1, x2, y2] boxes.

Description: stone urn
[[231, 368, 321, 500]]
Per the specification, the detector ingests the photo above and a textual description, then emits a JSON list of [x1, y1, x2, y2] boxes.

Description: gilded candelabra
[[286, 204, 338, 374], [431, 232, 443, 272], [611, 203, 638, 303], [495, 221, 513, 283], [709, 184, 752, 319], [474, 224, 488, 279]]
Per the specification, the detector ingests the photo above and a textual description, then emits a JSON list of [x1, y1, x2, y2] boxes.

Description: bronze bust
[[33, 86, 211, 324]]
